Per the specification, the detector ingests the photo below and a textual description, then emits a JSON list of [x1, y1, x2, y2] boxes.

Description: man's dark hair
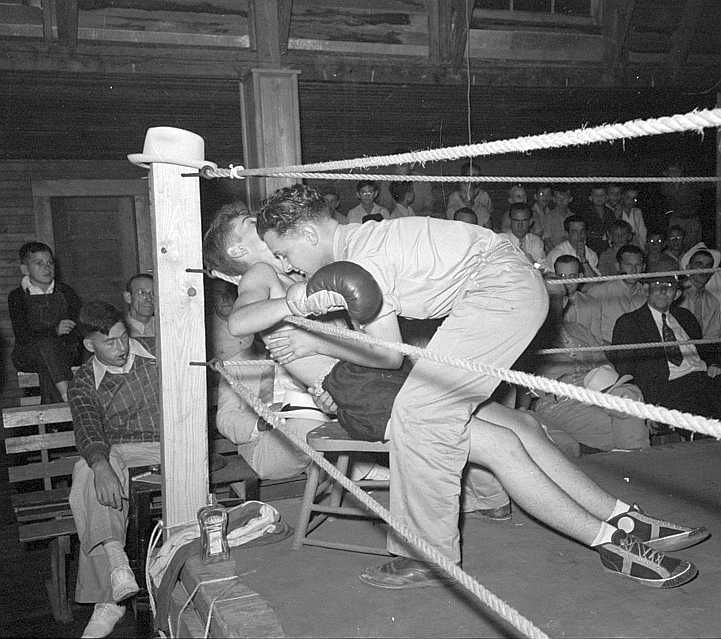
[[389, 181, 413, 203], [554, 254, 582, 272], [616, 244, 645, 264], [19, 241, 53, 263], [509, 202, 531, 218], [667, 225, 685, 238], [563, 215, 586, 233], [257, 184, 330, 238], [356, 180, 378, 193], [452, 207, 477, 223], [125, 272, 153, 293], [202, 200, 250, 276], [610, 219, 633, 235], [77, 301, 124, 337]]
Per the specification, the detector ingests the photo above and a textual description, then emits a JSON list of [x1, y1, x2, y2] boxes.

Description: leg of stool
[[329, 454, 350, 508], [45, 535, 73, 623], [292, 461, 322, 550]]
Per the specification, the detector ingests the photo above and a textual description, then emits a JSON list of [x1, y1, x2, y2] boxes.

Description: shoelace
[[618, 533, 666, 565]]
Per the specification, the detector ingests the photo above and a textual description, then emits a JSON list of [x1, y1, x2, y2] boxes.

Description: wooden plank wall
[[0, 160, 144, 408]]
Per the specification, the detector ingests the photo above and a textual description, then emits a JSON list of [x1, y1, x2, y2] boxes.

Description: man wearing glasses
[[123, 273, 155, 338], [610, 275, 721, 436]]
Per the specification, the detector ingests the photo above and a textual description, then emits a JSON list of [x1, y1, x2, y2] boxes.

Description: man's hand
[[312, 389, 337, 414], [265, 327, 320, 365], [92, 459, 125, 510], [707, 365, 721, 379], [56, 319, 76, 336]]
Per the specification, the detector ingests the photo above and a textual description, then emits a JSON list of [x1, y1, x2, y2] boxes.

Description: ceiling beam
[[666, 0, 705, 83], [56, 0, 78, 48], [428, 0, 469, 71], [278, 0, 292, 56], [603, 0, 635, 82], [250, 0, 292, 64]]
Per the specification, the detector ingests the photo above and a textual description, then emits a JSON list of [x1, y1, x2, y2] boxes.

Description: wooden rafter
[[429, 0, 469, 70], [278, 0, 292, 56], [666, 0, 705, 81], [56, 0, 78, 48], [603, 0, 636, 79], [250, 0, 292, 64]]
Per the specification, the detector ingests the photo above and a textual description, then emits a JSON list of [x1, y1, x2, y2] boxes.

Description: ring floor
[[3, 440, 720, 638]]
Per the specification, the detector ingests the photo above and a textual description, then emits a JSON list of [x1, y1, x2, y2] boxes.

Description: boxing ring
[[134, 109, 721, 638]]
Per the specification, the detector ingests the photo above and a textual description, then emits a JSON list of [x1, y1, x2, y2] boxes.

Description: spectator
[[582, 185, 615, 255], [321, 187, 347, 224], [606, 183, 623, 217], [377, 159, 435, 218], [388, 181, 416, 219], [123, 273, 155, 338], [543, 185, 574, 252], [445, 160, 492, 228], [662, 163, 702, 251], [499, 184, 528, 232], [678, 246, 721, 345], [501, 202, 546, 268], [347, 181, 390, 224], [618, 188, 647, 249], [586, 245, 648, 343], [645, 231, 670, 273], [452, 207, 477, 225], [546, 215, 601, 278], [68, 301, 159, 637], [529, 183, 553, 238], [597, 220, 633, 276], [661, 225, 686, 271], [611, 275, 721, 436], [8, 241, 81, 402]]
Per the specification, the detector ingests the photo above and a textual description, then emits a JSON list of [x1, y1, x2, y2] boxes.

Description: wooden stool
[[292, 421, 390, 555]]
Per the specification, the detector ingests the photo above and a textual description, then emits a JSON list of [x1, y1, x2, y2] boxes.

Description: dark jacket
[[610, 303, 710, 406]]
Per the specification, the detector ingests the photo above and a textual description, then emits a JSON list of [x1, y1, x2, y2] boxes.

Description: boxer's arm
[[227, 265, 292, 337]]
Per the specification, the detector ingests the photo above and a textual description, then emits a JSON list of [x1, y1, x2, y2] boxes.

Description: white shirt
[[332, 218, 503, 320], [91, 338, 155, 389], [501, 232, 547, 269], [346, 203, 390, 225], [125, 314, 155, 338], [648, 305, 706, 380], [546, 240, 600, 276], [21, 275, 54, 295]]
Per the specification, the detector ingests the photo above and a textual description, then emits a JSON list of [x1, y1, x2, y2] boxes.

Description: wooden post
[[240, 67, 302, 210], [148, 163, 208, 533], [717, 91, 721, 250]]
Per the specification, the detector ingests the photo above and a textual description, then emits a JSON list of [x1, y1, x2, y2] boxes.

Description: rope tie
[[212, 361, 551, 639]]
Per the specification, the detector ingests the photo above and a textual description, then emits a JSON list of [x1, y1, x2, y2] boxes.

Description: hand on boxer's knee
[[306, 261, 383, 324]]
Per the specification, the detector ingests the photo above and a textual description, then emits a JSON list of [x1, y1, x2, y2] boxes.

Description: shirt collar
[[22, 275, 55, 295], [91, 338, 155, 389]]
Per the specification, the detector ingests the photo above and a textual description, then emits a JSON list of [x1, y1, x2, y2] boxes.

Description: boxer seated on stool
[[203, 204, 509, 511], [68, 301, 160, 638], [254, 184, 708, 590]]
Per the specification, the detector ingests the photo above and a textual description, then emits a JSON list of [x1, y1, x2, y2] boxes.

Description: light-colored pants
[[69, 442, 160, 603], [534, 384, 650, 455], [387, 242, 548, 562]]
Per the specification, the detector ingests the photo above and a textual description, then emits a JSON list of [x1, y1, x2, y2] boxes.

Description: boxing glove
[[306, 261, 383, 324]]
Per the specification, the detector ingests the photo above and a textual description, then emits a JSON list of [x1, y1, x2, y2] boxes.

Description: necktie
[[661, 313, 683, 366]]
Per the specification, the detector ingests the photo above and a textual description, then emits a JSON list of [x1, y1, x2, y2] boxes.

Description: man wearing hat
[[678, 246, 721, 346], [610, 275, 721, 433]]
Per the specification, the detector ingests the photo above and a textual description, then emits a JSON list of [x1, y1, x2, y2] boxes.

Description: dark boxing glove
[[306, 261, 383, 324]]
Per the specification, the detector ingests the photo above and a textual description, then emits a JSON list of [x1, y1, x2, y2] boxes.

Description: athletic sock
[[103, 540, 130, 571], [590, 522, 618, 547], [605, 499, 632, 521]]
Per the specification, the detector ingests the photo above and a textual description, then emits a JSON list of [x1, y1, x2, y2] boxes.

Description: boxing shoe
[[81, 603, 126, 638], [359, 557, 453, 590]]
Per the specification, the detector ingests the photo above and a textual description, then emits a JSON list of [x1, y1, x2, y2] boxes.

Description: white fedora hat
[[680, 242, 721, 270], [127, 127, 218, 170], [583, 364, 633, 394]]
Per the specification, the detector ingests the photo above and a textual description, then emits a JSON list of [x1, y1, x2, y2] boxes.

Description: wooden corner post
[[148, 164, 208, 533]]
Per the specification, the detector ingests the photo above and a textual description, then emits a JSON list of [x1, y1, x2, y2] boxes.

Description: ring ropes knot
[[210, 359, 552, 639], [282, 316, 721, 440]]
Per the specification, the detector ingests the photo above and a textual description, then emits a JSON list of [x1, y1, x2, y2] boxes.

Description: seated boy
[[8, 241, 82, 402], [388, 181, 415, 219], [346, 180, 390, 224], [68, 301, 159, 638], [255, 184, 708, 590], [202, 205, 510, 515]]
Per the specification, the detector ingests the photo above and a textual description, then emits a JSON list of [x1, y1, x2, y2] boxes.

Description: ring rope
[[285, 316, 721, 438], [211, 361, 551, 639], [535, 337, 721, 355], [543, 266, 721, 286], [212, 171, 721, 183], [202, 108, 721, 177]]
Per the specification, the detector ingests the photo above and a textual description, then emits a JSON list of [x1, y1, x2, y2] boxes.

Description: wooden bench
[[2, 402, 261, 623], [16, 367, 80, 406]]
